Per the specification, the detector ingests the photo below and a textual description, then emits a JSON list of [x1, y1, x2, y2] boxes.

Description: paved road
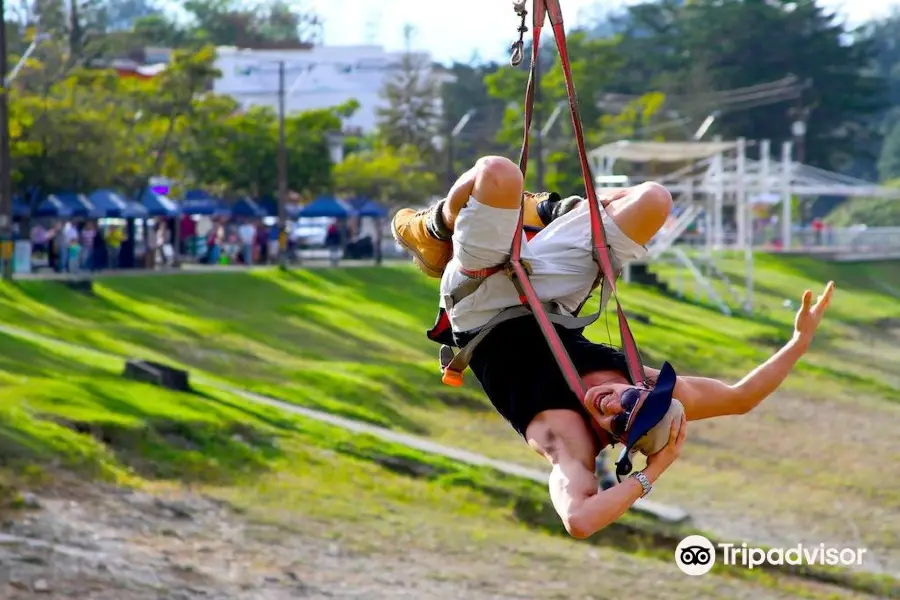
[[0, 321, 688, 524]]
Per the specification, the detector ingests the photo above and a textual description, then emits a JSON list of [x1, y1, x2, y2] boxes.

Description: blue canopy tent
[[89, 189, 148, 219], [297, 196, 354, 218], [34, 196, 73, 218], [232, 197, 268, 218], [260, 196, 303, 219], [258, 195, 277, 216], [356, 200, 388, 218], [181, 189, 229, 216], [138, 188, 181, 217], [53, 193, 105, 219], [344, 198, 386, 264], [12, 197, 29, 219]]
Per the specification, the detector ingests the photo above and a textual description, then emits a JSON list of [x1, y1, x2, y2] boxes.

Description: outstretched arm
[[646, 282, 835, 421]]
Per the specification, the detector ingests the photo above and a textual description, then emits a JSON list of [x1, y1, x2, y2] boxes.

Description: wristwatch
[[630, 471, 652, 498]]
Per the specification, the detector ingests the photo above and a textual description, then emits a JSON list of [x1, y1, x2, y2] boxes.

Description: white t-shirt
[[63, 222, 78, 244], [238, 224, 256, 244]]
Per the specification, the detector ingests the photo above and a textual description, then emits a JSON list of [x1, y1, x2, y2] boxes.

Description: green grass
[[0, 260, 898, 593], [0, 331, 895, 598], [652, 252, 900, 392], [824, 187, 900, 227]]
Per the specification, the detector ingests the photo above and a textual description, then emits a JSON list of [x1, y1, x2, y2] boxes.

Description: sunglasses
[[610, 386, 649, 437]]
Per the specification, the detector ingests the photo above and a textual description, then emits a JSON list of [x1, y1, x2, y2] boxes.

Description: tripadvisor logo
[[675, 535, 868, 576]]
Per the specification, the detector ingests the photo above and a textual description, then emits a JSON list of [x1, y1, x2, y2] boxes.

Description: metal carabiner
[[509, 0, 529, 67]]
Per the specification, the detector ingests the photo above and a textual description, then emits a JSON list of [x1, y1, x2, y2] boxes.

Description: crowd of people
[[21, 212, 379, 274]]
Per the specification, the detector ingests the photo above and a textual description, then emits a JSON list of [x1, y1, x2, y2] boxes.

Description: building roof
[[589, 140, 739, 163]]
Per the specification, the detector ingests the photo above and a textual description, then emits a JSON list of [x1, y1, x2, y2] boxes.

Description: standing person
[[238, 219, 256, 266]]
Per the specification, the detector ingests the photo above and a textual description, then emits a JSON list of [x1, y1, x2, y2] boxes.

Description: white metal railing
[[647, 203, 702, 258], [669, 247, 732, 315]]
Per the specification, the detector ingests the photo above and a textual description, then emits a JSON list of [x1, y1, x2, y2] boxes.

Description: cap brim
[[623, 361, 678, 449]]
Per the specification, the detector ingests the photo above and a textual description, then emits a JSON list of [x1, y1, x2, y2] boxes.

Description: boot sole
[[390, 217, 445, 279]]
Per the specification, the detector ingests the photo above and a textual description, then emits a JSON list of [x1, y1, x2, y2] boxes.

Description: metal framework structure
[[589, 138, 900, 313]]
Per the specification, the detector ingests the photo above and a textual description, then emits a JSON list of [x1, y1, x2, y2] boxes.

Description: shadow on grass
[[1, 272, 485, 432], [94, 271, 436, 365], [0, 338, 286, 486], [39, 411, 282, 484], [0, 332, 109, 380]]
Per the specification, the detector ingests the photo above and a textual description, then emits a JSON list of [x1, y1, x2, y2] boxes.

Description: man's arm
[[645, 282, 835, 422], [551, 417, 686, 538], [646, 337, 807, 421]]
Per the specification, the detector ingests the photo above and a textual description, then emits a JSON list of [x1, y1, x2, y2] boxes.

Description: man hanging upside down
[[391, 155, 835, 538]]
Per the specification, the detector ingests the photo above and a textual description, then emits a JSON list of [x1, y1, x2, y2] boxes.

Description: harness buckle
[[504, 258, 532, 279], [439, 344, 465, 387], [441, 368, 465, 387]]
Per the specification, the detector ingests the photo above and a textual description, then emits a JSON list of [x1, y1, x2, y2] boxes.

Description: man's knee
[[635, 181, 673, 223], [472, 156, 524, 210], [605, 181, 673, 246]]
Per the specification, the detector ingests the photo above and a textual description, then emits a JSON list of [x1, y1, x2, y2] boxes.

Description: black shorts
[[462, 317, 630, 438]]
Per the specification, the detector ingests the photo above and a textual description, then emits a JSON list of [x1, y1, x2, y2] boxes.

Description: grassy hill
[[4, 336, 893, 598], [0, 258, 898, 595], [824, 182, 900, 227]]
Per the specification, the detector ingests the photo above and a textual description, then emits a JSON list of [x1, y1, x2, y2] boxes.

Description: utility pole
[[790, 104, 809, 226], [277, 60, 288, 267], [446, 122, 455, 190], [0, 0, 12, 280], [447, 110, 475, 189]]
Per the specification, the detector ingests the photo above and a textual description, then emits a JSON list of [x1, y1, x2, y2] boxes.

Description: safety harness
[[426, 0, 651, 475]]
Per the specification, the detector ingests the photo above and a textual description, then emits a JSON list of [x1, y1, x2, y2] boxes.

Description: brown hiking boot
[[522, 191, 548, 229], [391, 203, 453, 278], [524, 191, 583, 228]]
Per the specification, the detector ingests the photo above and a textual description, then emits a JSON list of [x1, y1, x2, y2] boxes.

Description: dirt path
[[1, 482, 537, 599], [4, 480, 887, 600]]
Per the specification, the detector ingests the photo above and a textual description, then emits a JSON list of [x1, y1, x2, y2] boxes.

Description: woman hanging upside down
[[391, 155, 835, 538]]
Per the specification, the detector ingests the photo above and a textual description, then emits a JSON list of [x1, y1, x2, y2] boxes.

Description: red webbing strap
[[507, 0, 645, 414], [508, 1, 590, 403], [546, 0, 646, 387]]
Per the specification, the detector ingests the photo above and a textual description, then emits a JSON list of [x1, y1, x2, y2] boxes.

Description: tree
[[375, 25, 444, 161], [175, 99, 352, 198], [484, 30, 655, 193], [131, 14, 188, 47], [878, 119, 900, 181], [853, 8, 900, 179], [7, 44, 223, 203], [824, 179, 900, 226], [439, 61, 507, 175], [104, 0, 160, 30], [860, 8, 900, 116], [334, 143, 439, 207], [590, 0, 886, 173], [183, 0, 322, 47]]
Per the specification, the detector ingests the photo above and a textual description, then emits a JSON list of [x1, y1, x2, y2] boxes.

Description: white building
[[213, 45, 450, 134]]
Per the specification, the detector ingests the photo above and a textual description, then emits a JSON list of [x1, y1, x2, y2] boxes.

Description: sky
[[303, 0, 898, 65]]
